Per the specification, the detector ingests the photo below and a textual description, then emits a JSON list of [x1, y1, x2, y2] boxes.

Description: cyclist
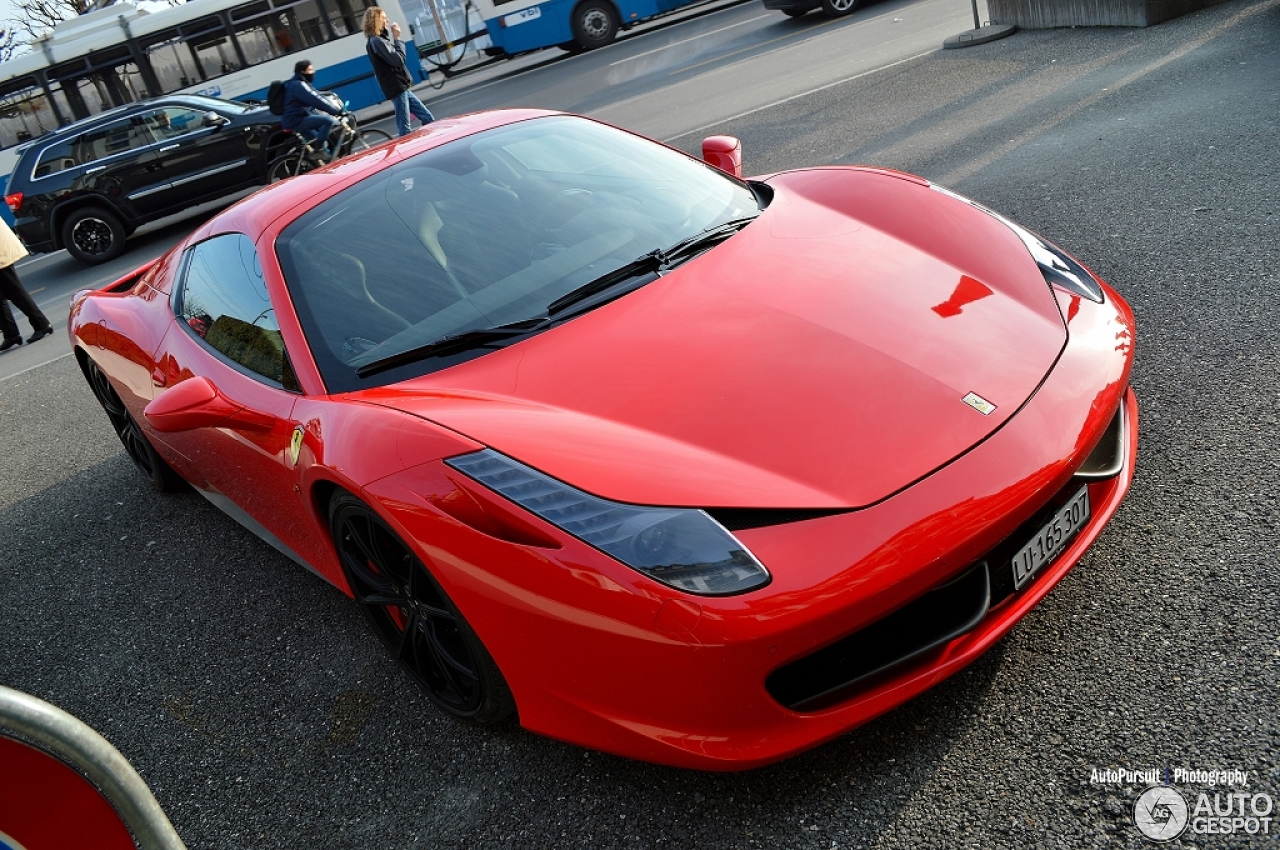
[[282, 59, 343, 162]]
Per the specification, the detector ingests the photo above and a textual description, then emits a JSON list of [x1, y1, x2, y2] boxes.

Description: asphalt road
[[2, 0, 1279, 847]]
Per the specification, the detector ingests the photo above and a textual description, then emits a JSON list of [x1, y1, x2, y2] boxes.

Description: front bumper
[[366, 278, 1136, 770]]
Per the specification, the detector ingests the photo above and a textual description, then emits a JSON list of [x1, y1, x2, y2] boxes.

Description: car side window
[[141, 107, 206, 142], [177, 234, 299, 391], [33, 138, 79, 178], [74, 118, 150, 164]]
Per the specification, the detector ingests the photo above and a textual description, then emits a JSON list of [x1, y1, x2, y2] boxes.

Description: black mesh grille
[[766, 562, 991, 712]]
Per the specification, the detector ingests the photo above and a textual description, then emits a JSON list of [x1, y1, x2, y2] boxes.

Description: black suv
[[4, 94, 286, 265]]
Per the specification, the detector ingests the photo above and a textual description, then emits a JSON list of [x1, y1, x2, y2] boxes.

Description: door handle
[[158, 144, 179, 152], [85, 165, 105, 174]]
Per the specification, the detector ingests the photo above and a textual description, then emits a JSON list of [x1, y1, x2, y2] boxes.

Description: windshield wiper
[[545, 249, 666, 316], [355, 317, 547, 378], [660, 215, 758, 267], [546, 216, 758, 318]]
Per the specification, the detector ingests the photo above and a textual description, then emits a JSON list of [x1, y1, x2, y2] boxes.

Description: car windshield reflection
[[276, 115, 760, 392]]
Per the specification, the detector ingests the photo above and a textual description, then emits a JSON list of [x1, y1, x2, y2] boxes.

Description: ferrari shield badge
[[288, 426, 305, 466], [962, 392, 996, 415]]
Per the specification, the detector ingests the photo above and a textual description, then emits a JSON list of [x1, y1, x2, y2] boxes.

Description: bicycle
[[268, 109, 392, 182]]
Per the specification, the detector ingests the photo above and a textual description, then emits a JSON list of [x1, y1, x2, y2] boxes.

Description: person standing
[[0, 218, 52, 352], [282, 59, 343, 162], [363, 7, 434, 137]]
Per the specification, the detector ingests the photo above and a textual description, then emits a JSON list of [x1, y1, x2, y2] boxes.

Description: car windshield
[[276, 115, 760, 392]]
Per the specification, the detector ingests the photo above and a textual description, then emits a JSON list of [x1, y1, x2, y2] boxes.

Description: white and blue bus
[[475, 0, 706, 56], [0, 0, 424, 221]]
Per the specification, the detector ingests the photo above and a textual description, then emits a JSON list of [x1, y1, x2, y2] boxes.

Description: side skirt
[[193, 487, 329, 585]]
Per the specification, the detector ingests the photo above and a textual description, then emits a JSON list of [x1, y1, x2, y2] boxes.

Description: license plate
[[1012, 486, 1091, 590]]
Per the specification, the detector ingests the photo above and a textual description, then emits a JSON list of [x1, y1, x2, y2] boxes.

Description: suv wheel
[[63, 207, 126, 265]]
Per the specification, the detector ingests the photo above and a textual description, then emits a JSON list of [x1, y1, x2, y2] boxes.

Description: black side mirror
[[202, 111, 229, 128]]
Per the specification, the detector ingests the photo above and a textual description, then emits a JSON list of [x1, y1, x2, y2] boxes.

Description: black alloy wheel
[[820, 0, 859, 15], [571, 0, 619, 50], [84, 360, 184, 492], [62, 207, 126, 265], [329, 493, 515, 723]]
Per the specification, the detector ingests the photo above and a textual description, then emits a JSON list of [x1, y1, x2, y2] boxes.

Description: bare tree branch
[[10, 0, 93, 43], [0, 27, 19, 62]]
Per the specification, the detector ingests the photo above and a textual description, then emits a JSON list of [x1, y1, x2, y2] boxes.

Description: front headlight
[[931, 184, 1104, 303], [446, 450, 771, 596]]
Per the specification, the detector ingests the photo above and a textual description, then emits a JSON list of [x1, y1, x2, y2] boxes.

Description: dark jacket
[[281, 73, 341, 130], [366, 32, 414, 99]]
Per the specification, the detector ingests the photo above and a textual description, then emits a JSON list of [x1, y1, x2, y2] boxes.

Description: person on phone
[[282, 59, 343, 162], [363, 7, 434, 137]]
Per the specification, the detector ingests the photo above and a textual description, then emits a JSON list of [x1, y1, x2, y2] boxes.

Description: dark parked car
[[3, 94, 287, 264]]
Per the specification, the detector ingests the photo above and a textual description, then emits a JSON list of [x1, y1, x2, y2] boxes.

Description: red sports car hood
[[358, 168, 1066, 509]]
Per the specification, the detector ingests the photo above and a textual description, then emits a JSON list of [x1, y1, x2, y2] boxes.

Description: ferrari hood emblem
[[962, 392, 996, 415]]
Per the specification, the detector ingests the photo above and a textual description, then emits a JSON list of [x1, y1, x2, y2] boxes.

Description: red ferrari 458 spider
[[71, 109, 1136, 770]]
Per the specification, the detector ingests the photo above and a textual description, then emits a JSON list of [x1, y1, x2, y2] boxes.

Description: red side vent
[[4, 192, 22, 212]]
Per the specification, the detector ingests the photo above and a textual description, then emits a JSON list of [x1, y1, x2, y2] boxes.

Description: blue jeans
[[292, 113, 338, 153], [392, 89, 434, 137]]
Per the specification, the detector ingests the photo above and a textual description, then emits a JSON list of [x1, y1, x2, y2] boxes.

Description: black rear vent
[[706, 507, 844, 531], [766, 562, 991, 712]]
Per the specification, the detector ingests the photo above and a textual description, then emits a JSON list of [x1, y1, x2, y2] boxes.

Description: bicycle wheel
[[353, 128, 393, 151], [268, 152, 309, 182]]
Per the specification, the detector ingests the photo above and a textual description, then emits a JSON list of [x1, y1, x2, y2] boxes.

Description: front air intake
[[766, 562, 991, 712], [1074, 404, 1126, 480]]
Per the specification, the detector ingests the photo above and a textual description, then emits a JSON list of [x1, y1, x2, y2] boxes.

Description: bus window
[[0, 83, 61, 150], [69, 78, 110, 117], [143, 35, 205, 94], [231, 0, 333, 61], [193, 35, 243, 78], [327, 0, 371, 37]]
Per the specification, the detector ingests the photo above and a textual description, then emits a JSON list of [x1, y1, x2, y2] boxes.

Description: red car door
[[150, 233, 333, 573]]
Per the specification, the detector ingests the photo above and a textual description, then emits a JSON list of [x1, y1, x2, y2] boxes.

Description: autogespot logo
[[1134, 786, 1190, 842]]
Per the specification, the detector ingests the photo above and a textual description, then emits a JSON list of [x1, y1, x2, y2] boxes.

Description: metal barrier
[[0, 685, 187, 850]]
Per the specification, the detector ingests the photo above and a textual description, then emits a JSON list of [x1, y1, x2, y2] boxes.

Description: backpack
[[266, 80, 286, 116]]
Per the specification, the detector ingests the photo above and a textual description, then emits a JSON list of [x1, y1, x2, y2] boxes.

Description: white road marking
[[610, 15, 769, 65], [0, 350, 73, 382], [663, 49, 933, 142]]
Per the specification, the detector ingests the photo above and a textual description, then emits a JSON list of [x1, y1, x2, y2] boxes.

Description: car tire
[[84, 359, 185, 492], [571, 0, 619, 50], [820, 0, 858, 15], [329, 492, 516, 724], [62, 206, 126, 265]]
